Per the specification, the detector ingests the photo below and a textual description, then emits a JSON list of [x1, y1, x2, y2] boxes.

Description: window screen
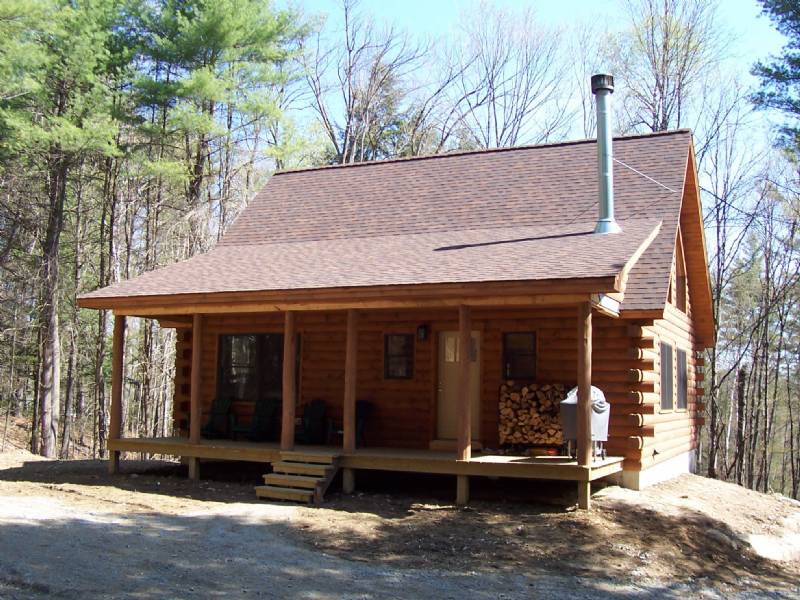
[[384, 334, 414, 379], [660, 342, 674, 410], [503, 332, 536, 380], [677, 348, 688, 410]]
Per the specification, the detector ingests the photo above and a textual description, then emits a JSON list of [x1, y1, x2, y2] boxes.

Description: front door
[[436, 331, 481, 440]]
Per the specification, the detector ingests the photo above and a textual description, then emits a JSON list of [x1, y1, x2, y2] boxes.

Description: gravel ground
[[0, 443, 798, 599], [0, 493, 789, 600]]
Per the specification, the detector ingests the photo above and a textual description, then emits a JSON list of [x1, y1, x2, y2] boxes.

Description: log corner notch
[[108, 314, 126, 475], [576, 301, 593, 510]]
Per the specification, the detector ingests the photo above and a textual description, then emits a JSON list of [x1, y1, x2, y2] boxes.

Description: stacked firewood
[[498, 382, 566, 445]]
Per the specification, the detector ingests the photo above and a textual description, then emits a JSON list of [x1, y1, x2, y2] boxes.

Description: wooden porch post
[[577, 301, 593, 509], [342, 309, 358, 493], [456, 305, 472, 461], [108, 315, 125, 475], [456, 305, 471, 505], [188, 313, 203, 480], [281, 311, 297, 451]]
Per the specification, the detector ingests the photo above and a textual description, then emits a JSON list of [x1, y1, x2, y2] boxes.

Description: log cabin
[[78, 76, 713, 509]]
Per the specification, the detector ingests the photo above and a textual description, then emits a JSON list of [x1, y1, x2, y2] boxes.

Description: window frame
[[384, 333, 415, 380], [502, 332, 537, 380], [660, 341, 674, 411]]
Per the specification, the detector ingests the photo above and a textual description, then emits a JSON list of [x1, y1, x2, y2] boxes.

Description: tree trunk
[[39, 154, 68, 457]]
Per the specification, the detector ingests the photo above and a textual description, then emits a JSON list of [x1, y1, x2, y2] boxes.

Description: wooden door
[[436, 331, 481, 440]]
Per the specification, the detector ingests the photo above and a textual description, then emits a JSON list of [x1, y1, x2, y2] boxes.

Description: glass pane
[[385, 334, 413, 378], [660, 343, 674, 410], [220, 335, 258, 401], [445, 336, 458, 363], [503, 332, 536, 379], [388, 357, 409, 378], [388, 334, 411, 356]]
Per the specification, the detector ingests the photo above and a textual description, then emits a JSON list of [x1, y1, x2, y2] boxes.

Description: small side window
[[676, 348, 688, 410], [503, 332, 536, 380], [384, 334, 414, 379], [660, 342, 674, 410]]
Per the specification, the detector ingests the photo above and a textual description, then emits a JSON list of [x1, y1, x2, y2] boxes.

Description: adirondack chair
[[327, 399, 374, 447], [355, 400, 374, 448], [232, 397, 280, 442], [295, 399, 327, 445], [201, 396, 234, 439]]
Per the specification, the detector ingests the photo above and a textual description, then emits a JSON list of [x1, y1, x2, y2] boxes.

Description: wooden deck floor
[[109, 437, 623, 482]]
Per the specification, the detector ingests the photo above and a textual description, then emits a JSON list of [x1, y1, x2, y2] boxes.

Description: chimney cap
[[591, 74, 614, 94]]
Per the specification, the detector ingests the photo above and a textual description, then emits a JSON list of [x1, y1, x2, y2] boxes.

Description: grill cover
[[559, 386, 610, 442]]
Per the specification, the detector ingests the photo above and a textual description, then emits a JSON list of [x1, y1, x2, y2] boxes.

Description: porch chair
[[295, 399, 328, 445], [327, 399, 374, 448], [355, 400, 374, 448], [200, 396, 235, 439], [231, 397, 280, 442]]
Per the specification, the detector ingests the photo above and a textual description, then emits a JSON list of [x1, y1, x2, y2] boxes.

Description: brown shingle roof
[[81, 130, 691, 309]]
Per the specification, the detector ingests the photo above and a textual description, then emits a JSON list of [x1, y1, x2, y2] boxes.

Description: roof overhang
[[78, 277, 622, 318]]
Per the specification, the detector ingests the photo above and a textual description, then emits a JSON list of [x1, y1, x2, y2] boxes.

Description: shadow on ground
[[1, 457, 798, 598]]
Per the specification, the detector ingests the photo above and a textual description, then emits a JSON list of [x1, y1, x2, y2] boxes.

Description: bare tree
[[303, 0, 428, 163], [611, 0, 727, 133], [453, 1, 572, 148]]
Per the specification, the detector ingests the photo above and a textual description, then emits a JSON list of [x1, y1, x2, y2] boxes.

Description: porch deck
[[109, 437, 624, 482]]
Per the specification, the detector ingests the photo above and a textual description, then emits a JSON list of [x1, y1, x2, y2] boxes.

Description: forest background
[[1, 0, 799, 498]]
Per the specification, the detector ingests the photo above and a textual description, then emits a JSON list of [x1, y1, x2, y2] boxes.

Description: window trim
[[384, 333, 415, 380], [502, 331, 537, 380]]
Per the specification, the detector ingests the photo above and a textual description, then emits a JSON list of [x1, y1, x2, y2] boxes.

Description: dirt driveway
[[0, 449, 798, 599]]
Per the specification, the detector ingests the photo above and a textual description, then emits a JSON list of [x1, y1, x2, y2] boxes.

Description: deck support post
[[343, 309, 358, 454], [108, 315, 126, 475], [188, 314, 203, 480], [577, 301, 593, 509], [342, 468, 355, 494], [456, 305, 472, 462], [456, 475, 469, 506], [188, 457, 200, 480], [281, 311, 297, 451]]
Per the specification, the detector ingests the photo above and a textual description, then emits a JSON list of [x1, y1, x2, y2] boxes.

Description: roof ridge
[[274, 129, 693, 176]]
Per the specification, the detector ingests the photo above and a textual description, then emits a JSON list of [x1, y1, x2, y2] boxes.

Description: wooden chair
[[295, 399, 327, 445], [201, 396, 234, 439], [232, 398, 280, 442]]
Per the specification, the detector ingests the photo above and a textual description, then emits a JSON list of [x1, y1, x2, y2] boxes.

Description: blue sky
[[298, 0, 786, 78]]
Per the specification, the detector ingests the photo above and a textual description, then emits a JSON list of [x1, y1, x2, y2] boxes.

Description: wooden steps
[[255, 449, 341, 505]]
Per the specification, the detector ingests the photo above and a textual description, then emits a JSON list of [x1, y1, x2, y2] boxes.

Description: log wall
[[171, 305, 690, 470]]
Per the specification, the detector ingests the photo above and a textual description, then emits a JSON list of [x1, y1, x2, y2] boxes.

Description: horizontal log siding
[[171, 307, 659, 466]]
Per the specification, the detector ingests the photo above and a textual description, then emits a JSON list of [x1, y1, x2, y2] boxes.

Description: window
[[677, 348, 688, 410], [217, 334, 286, 403], [384, 334, 414, 379], [660, 342, 674, 410], [503, 332, 536, 380]]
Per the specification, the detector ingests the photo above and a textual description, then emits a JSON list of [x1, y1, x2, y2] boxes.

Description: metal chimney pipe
[[591, 74, 621, 234]]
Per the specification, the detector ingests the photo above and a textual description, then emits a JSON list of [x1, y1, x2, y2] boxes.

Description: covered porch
[[109, 436, 624, 490], [103, 285, 622, 510]]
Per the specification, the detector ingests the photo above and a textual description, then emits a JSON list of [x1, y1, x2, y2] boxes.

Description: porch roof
[[80, 218, 660, 307]]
